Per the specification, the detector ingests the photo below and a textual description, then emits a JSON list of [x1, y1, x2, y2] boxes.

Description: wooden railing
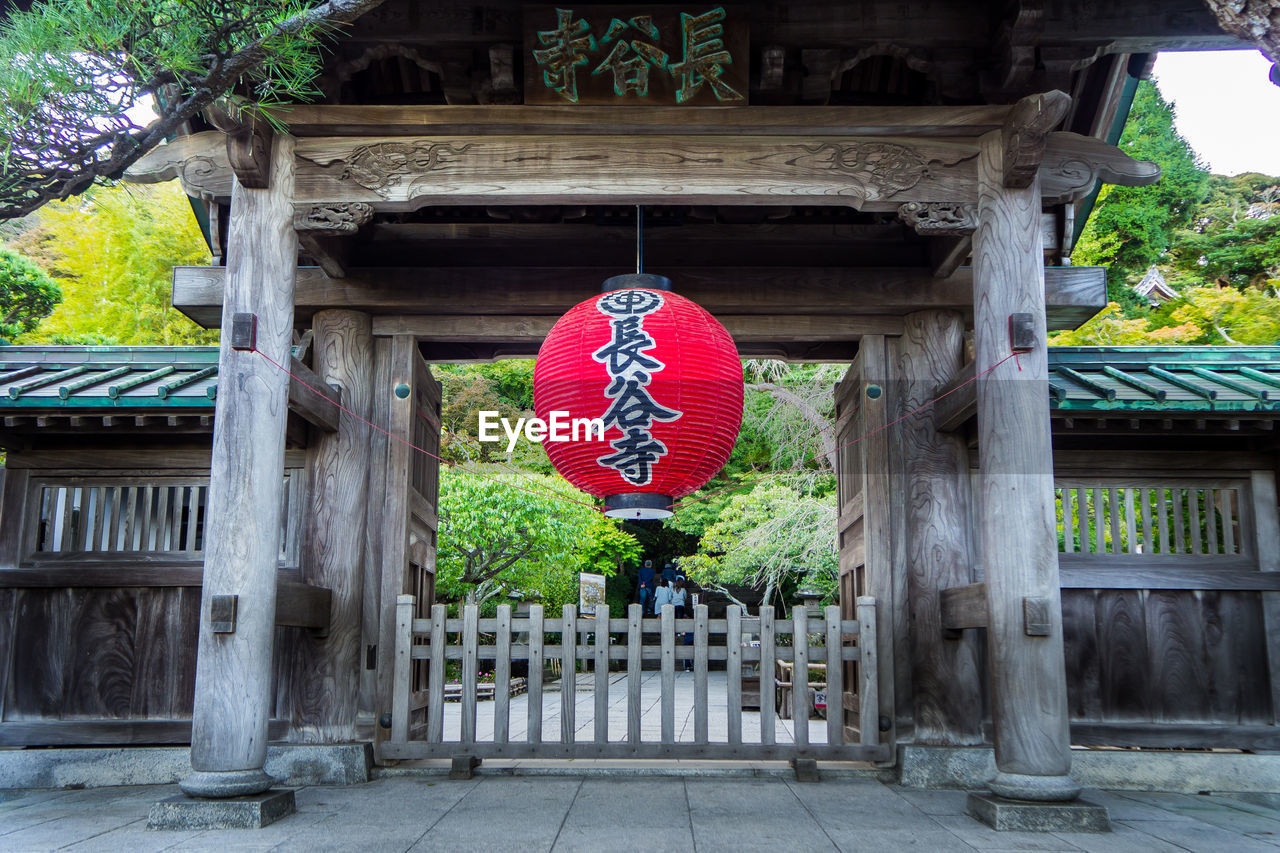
[[382, 598, 888, 763]]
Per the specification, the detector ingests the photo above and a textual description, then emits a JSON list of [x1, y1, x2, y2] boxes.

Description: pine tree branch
[[0, 0, 388, 219]]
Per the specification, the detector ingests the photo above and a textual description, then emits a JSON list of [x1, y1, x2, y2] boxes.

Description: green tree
[[435, 466, 640, 610], [1072, 81, 1210, 304], [1169, 174, 1280, 289], [0, 246, 60, 343], [0, 0, 387, 218], [9, 183, 215, 344], [673, 479, 837, 611], [1048, 301, 1201, 346]]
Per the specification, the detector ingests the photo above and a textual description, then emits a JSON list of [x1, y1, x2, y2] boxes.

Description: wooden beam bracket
[[1022, 596, 1051, 636], [204, 100, 272, 188], [932, 360, 978, 432], [294, 203, 375, 279], [276, 580, 333, 637], [940, 582, 988, 637], [209, 594, 237, 634], [288, 356, 342, 433], [1001, 90, 1072, 188]]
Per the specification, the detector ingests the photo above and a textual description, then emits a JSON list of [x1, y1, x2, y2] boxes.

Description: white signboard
[[579, 572, 607, 615]]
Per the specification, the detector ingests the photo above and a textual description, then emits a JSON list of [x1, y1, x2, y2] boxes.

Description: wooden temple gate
[[0, 0, 1267, 802], [118, 84, 1164, 795]]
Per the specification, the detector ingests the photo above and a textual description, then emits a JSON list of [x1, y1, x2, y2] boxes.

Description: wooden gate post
[[896, 310, 984, 744], [971, 129, 1079, 801], [291, 310, 374, 742], [181, 135, 299, 798]]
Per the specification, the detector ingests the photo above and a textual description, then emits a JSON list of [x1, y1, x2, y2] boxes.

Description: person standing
[[653, 577, 673, 616], [671, 578, 693, 671], [637, 559, 656, 613]]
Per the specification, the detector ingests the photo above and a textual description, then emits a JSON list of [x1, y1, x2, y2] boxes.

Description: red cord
[[669, 351, 1021, 513], [252, 348, 602, 512]]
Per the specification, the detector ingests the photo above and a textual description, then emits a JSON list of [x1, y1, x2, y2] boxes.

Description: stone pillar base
[[179, 768, 276, 798], [967, 793, 1110, 833], [988, 771, 1082, 802], [149, 789, 296, 830]]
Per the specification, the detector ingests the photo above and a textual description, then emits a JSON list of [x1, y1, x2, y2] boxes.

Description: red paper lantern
[[534, 274, 743, 519]]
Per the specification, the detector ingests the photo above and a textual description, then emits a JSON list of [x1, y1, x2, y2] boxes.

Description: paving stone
[[1117, 819, 1280, 852], [1048, 824, 1190, 853], [408, 776, 582, 852], [890, 786, 974, 816], [684, 778, 837, 852], [929, 813, 1088, 851]]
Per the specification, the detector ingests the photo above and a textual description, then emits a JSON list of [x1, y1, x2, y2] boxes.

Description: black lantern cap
[[604, 492, 674, 520], [601, 273, 672, 293]]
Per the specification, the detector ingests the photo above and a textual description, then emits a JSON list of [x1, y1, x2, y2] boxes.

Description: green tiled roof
[[0, 347, 218, 409], [1048, 347, 1280, 414], [2, 345, 1279, 416]]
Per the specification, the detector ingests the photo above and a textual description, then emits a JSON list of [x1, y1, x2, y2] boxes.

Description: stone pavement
[[459, 670, 824, 744], [5, 774, 1280, 852]]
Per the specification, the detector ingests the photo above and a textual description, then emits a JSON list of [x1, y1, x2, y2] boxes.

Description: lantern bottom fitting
[[603, 493, 674, 520]]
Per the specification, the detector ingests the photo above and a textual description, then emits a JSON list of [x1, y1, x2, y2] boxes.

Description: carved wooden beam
[[1001, 90, 1072, 188], [984, 0, 1045, 101], [897, 202, 977, 234], [1037, 131, 1162, 202], [294, 202, 375, 279], [274, 104, 1016, 137], [124, 132, 234, 200], [126, 123, 1158, 212], [293, 134, 981, 210]]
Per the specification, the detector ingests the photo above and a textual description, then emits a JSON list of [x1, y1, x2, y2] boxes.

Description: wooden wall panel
[[1064, 587, 1273, 730], [1145, 590, 1211, 723], [1060, 590, 1100, 722], [1095, 590, 1151, 721], [6, 589, 73, 719], [130, 587, 199, 718], [0, 588, 14, 720], [63, 589, 137, 718], [1203, 591, 1271, 724]]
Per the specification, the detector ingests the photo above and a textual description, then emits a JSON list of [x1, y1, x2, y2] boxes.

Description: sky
[[1151, 50, 1280, 176]]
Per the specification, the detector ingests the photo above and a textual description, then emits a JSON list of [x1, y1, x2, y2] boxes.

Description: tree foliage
[[672, 480, 838, 609], [7, 182, 214, 344], [435, 466, 640, 610], [1169, 174, 1280, 289], [1072, 81, 1210, 304], [0, 245, 60, 342], [0, 0, 387, 218]]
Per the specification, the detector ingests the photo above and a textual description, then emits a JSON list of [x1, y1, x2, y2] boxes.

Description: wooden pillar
[[290, 310, 374, 742], [181, 135, 298, 798], [972, 131, 1078, 801], [896, 310, 984, 744]]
